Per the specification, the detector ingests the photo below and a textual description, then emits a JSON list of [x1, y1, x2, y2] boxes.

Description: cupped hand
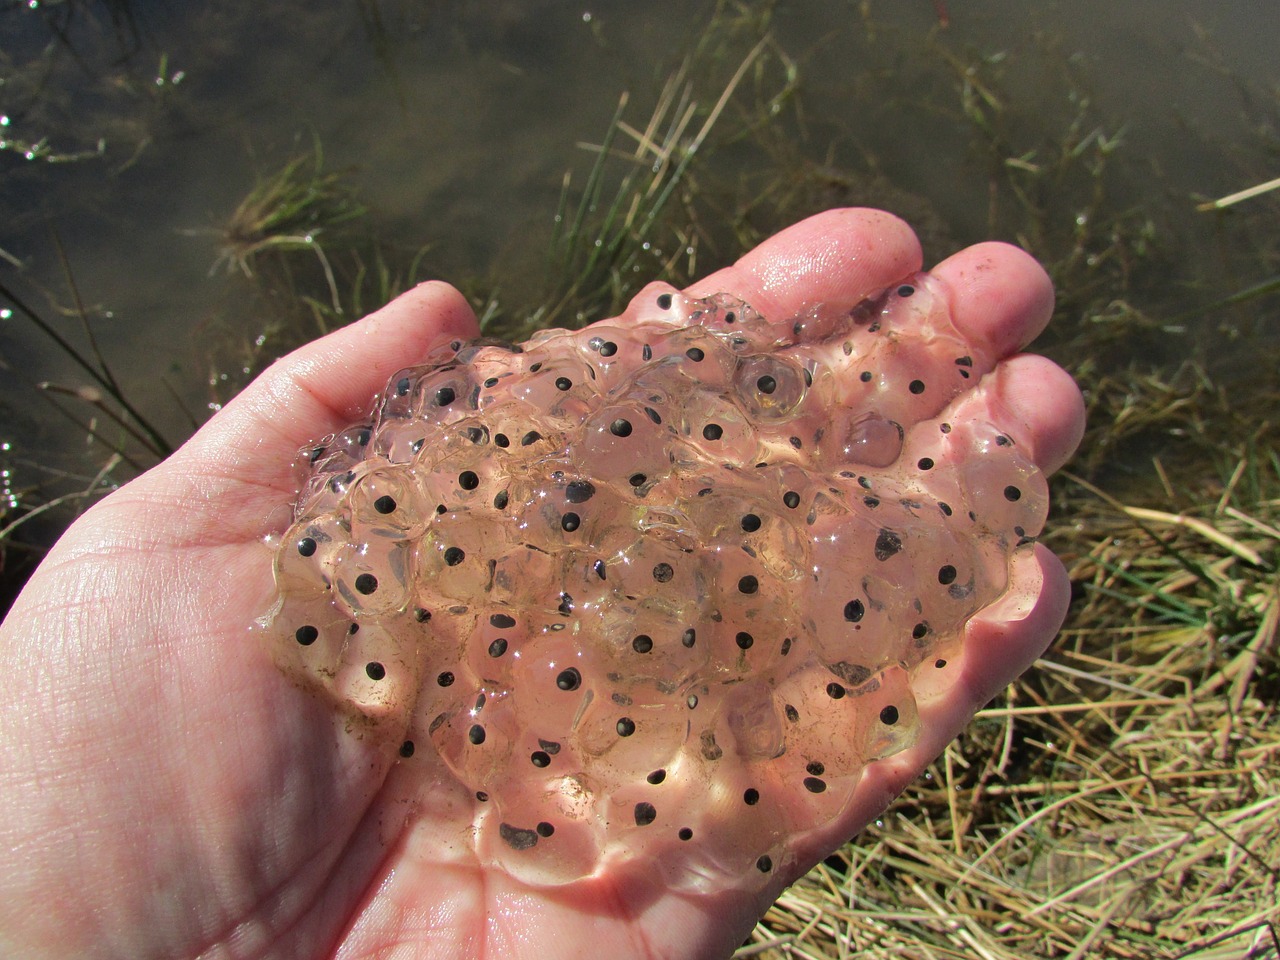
[[0, 209, 1084, 960]]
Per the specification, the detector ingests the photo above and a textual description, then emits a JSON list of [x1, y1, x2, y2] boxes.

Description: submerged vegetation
[[1, 0, 1278, 955]]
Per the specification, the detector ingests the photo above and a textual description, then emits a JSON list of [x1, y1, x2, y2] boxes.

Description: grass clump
[[198, 143, 432, 408], [478, 1, 800, 339], [213, 143, 368, 325]]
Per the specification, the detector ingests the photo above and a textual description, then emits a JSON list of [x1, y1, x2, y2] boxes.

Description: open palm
[[0, 209, 1084, 960]]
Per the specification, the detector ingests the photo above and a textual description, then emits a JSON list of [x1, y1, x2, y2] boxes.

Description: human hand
[[0, 209, 1084, 960]]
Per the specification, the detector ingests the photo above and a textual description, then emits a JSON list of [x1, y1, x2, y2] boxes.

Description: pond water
[[1, 0, 1276, 586]]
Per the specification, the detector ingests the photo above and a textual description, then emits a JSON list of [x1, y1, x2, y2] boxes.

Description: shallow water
[[0, 0, 1276, 566]]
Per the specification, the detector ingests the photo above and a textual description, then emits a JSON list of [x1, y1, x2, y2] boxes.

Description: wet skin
[[0, 209, 1084, 960]]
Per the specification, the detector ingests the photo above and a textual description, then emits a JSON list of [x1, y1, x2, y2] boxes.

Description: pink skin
[[0, 209, 1084, 960]]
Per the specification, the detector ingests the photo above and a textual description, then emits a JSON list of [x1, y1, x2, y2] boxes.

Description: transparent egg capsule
[[733, 354, 810, 422]]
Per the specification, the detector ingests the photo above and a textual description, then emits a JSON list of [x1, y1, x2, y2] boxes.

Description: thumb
[[149, 282, 482, 541]]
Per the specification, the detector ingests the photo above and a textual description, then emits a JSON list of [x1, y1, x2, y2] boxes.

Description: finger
[[953, 353, 1087, 475], [685, 208, 924, 318], [929, 242, 1084, 473], [930, 241, 1056, 357]]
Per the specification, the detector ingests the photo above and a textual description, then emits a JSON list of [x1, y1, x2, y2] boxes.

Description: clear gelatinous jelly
[[262, 275, 1048, 890]]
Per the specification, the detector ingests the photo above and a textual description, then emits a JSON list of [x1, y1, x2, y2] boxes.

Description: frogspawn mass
[[263, 275, 1047, 890]]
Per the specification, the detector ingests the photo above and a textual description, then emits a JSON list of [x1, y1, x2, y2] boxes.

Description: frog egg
[[850, 338, 975, 428], [952, 427, 1050, 539], [448, 338, 531, 386], [598, 773, 721, 882], [332, 622, 420, 724], [819, 411, 905, 468], [507, 355, 602, 415], [675, 394, 760, 467], [379, 366, 427, 422], [625, 325, 726, 391], [504, 632, 606, 732], [467, 397, 565, 459], [412, 427, 512, 507], [370, 420, 431, 464], [516, 473, 627, 556], [874, 273, 970, 344], [769, 661, 873, 781], [522, 324, 565, 345], [676, 326, 740, 386], [674, 491, 807, 587], [568, 324, 636, 379], [414, 449, 508, 515], [268, 597, 352, 684], [797, 589, 903, 684], [403, 365, 479, 422], [698, 568, 802, 683], [700, 534, 792, 613], [752, 461, 825, 522], [347, 464, 428, 540], [332, 539, 414, 619], [615, 284, 686, 328], [429, 679, 518, 786], [274, 513, 347, 598], [488, 545, 571, 609], [310, 424, 374, 477], [591, 594, 710, 685], [638, 761, 790, 893], [574, 682, 690, 793], [295, 471, 355, 519], [848, 665, 920, 761], [464, 610, 528, 685], [733, 354, 810, 422], [451, 337, 524, 364], [405, 641, 475, 739], [768, 685, 903, 835], [539, 393, 595, 437], [570, 401, 674, 490], [788, 301, 859, 344], [637, 288, 737, 332], [713, 679, 786, 762], [625, 354, 702, 417], [686, 293, 764, 337], [413, 514, 508, 606], [909, 638, 964, 703], [475, 772, 605, 886], [807, 510, 973, 665], [609, 533, 708, 620], [549, 554, 615, 626], [667, 487, 750, 545]]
